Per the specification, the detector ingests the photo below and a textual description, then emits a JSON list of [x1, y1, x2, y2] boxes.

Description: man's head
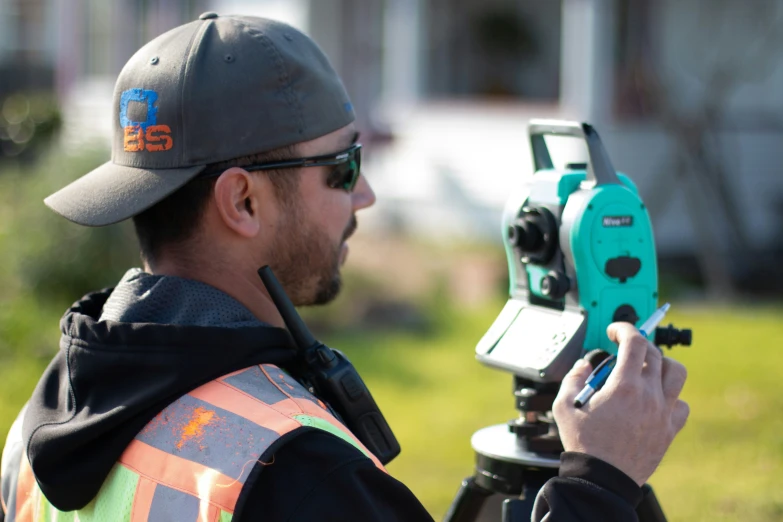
[[43, 13, 374, 307], [132, 124, 375, 306]]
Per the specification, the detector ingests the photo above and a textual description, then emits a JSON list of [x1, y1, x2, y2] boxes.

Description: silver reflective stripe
[[260, 365, 323, 407], [1, 404, 26, 480], [1, 404, 28, 522], [147, 484, 199, 521], [135, 393, 278, 483]]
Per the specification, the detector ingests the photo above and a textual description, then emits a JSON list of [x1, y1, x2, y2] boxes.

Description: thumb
[[559, 359, 592, 399]]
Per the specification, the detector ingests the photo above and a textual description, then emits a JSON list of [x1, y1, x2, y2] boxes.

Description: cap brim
[[44, 161, 206, 227]]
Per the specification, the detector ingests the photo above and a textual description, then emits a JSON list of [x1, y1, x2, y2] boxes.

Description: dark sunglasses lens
[[328, 148, 361, 191], [326, 163, 350, 191], [346, 147, 361, 190]]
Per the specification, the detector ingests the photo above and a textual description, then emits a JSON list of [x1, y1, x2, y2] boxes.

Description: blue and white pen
[[573, 303, 671, 408]]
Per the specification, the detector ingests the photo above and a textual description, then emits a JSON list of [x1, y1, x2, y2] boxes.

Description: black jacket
[[2, 288, 643, 521]]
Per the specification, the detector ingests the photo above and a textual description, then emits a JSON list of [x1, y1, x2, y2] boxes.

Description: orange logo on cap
[[123, 125, 173, 152]]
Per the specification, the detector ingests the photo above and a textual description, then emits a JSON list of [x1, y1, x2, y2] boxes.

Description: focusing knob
[[540, 271, 570, 299], [508, 221, 543, 251], [509, 206, 558, 265]]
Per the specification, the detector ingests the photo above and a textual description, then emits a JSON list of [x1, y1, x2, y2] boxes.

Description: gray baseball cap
[[45, 13, 355, 226]]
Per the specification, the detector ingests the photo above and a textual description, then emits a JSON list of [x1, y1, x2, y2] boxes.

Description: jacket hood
[[21, 288, 297, 511]]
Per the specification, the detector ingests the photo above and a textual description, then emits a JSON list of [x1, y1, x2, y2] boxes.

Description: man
[[0, 13, 689, 522]]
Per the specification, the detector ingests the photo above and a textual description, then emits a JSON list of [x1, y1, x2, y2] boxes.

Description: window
[[423, 0, 561, 101]]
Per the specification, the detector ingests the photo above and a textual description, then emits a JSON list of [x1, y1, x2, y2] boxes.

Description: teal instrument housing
[[479, 120, 660, 382], [464, 121, 691, 520], [562, 172, 657, 354], [508, 170, 657, 353]]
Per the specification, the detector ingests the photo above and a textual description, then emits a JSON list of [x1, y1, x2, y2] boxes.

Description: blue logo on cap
[[119, 88, 173, 153], [120, 89, 159, 131]]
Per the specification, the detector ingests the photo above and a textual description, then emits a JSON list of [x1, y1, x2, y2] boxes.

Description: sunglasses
[[200, 143, 362, 192]]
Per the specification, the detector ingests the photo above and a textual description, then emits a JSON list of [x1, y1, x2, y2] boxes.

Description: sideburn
[[265, 170, 338, 306]]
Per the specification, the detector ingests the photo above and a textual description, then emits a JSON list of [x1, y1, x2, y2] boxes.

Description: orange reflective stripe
[[119, 440, 241, 513], [15, 455, 35, 522], [130, 475, 156, 522], [188, 380, 300, 435]]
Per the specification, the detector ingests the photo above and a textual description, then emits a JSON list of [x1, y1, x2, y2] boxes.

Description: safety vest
[[2, 364, 386, 521]]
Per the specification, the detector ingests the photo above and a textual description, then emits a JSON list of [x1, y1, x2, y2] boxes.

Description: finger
[[671, 399, 690, 433], [607, 322, 649, 378], [661, 357, 688, 404], [558, 358, 593, 401], [641, 340, 663, 383]]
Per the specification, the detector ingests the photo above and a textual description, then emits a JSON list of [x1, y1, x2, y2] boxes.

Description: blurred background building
[[1, 0, 782, 297]]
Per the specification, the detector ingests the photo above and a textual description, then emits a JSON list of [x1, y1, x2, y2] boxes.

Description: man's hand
[[552, 322, 690, 486]]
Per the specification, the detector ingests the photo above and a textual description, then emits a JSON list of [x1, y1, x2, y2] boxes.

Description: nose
[[352, 174, 376, 211]]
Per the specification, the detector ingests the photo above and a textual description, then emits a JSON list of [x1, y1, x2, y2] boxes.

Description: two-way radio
[[258, 266, 401, 465]]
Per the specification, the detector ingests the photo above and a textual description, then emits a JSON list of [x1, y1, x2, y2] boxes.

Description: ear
[[213, 168, 262, 238]]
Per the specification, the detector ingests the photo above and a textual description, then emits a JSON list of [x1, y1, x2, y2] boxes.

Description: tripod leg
[[501, 498, 533, 522], [443, 477, 493, 522], [500, 479, 548, 522], [636, 484, 668, 522]]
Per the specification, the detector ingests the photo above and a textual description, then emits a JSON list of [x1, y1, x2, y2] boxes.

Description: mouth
[[342, 215, 358, 243], [339, 242, 349, 265], [339, 216, 357, 266]]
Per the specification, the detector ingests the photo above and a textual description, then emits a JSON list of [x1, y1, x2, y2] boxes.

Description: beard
[[268, 210, 357, 307]]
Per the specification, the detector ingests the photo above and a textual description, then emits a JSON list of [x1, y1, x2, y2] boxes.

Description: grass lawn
[[0, 299, 781, 521]]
